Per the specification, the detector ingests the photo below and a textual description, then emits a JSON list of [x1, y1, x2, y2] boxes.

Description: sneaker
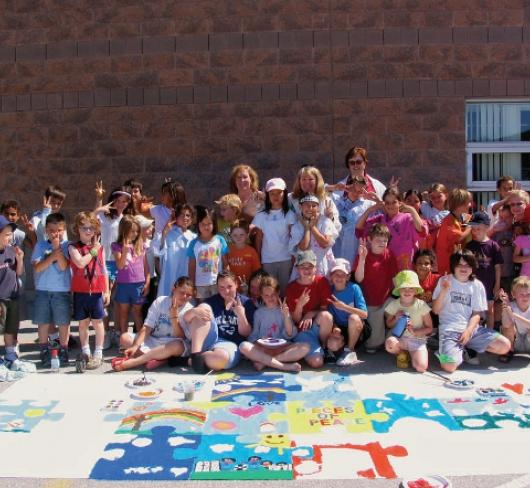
[[103, 331, 113, 351], [4, 354, 18, 369], [40, 348, 51, 368], [336, 349, 358, 367], [59, 348, 70, 367], [463, 348, 480, 366], [86, 356, 103, 370], [365, 348, 377, 354], [10, 359, 37, 373]]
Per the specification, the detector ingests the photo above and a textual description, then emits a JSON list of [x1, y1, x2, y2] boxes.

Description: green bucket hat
[[392, 270, 423, 296]]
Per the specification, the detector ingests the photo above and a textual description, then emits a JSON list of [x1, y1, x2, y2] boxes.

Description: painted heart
[[502, 383, 524, 395], [229, 405, 263, 418]]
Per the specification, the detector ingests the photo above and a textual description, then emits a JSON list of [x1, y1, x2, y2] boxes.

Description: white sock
[[81, 345, 91, 356], [94, 347, 103, 359], [49, 332, 59, 341]]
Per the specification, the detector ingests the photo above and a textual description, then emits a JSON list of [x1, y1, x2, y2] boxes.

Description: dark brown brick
[[16, 94, 30, 111], [455, 80, 473, 96], [0, 46, 15, 63], [437, 80, 455, 97], [472, 79, 490, 96], [143, 36, 175, 54], [110, 38, 141, 56], [160, 87, 176, 104], [351, 81, 368, 98], [524, 27, 530, 43], [16, 43, 46, 61], [386, 80, 402, 97], [244, 32, 278, 49], [31, 93, 47, 110], [453, 27, 488, 44], [77, 39, 109, 58], [418, 28, 452, 44], [490, 80, 507, 96], [246, 84, 262, 102], [403, 80, 421, 97], [47, 40, 77, 59], [143, 87, 160, 105], [228, 84, 245, 102], [110, 88, 126, 106], [210, 33, 243, 51], [279, 83, 297, 100], [279, 31, 314, 49], [177, 86, 193, 104], [262, 84, 279, 101], [210, 85, 227, 102], [63, 91, 79, 108], [367, 80, 385, 97], [350, 29, 383, 45], [127, 87, 144, 106], [193, 86, 210, 104], [298, 82, 315, 99], [175, 34, 209, 51], [47, 93, 63, 109], [525, 80, 530, 96], [488, 27, 522, 43], [94, 88, 110, 106], [383, 28, 418, 45], [507, 79, 525, 96], [420, 80, 437, 97], [315, 81, 331, 99]]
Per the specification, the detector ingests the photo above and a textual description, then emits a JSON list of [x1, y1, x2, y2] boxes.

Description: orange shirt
[[435, 214, 465, 275], [226, 244, 261, 287]]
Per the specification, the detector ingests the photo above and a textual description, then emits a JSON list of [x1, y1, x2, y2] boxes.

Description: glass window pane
[[472, 152, 522, 182], [466, 102, 530, 142]]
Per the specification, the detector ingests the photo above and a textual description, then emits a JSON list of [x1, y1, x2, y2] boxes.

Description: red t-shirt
[[418, 271, 440, 304], [354, 249, 398, 307], [285, 275, 332, 317]]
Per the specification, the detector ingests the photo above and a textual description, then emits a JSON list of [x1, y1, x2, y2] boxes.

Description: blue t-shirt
[[31, 240, 71, 292], [328, 282, 367, 327], [205, 293, 253, 345]]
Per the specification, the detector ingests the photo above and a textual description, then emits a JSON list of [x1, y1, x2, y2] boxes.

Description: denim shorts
[[33, 290, 71, 326], [212, 340, 241, 369], [294, 324, 322, 358], [115, 282, 145, 305], [106, 260, 118, 282], [73, 292, 105, 321]]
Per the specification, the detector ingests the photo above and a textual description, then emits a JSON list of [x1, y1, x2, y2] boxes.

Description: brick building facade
[[1, 1, 529, 215]]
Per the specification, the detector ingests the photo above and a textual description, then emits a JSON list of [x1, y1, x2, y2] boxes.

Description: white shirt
[[252, 209, 297, 263], [96, 212, 121, 262], [144, 296, 193, 339], [510, 302, 530, 335], [433, 276, 487, 333]]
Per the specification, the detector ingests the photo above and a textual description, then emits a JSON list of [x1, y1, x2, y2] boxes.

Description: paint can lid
[[400, 475, 452, 488]]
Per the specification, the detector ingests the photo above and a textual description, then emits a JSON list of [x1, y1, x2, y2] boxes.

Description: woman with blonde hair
[[229, 164, 264, 221]]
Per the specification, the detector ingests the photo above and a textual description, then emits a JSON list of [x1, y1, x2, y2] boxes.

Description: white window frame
[[466, 99, 530, 194]]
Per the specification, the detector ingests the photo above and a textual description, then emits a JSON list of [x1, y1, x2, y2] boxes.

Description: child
[[499, 276, 530, 362], [112, 215, 150, 334], [513, 221, 530, 278], [112, 277, 195, 371], [489, 204, 515, 291], [0, 216, 24, 367], [215, 194, 242, 244], [384, 270, 433, 372], [137, 215, 157, 318], [226, 219, 261, 293], [31, 213, 71, 367], [239, 276, 309, 372], [150, 179, 187, 237], [187, 206, 229, 301], [356, 187, 427, 270], [1, 200, 27, 248], [157, 204, 196, 297], [420, 183, 449, 230], [466, 211, 503, 329], [289, 194, 338, 278], [326, 258, 368, 366], [432, 250, 510, 373], [435, 188, 473, 275], [413, 249, 440, 306], [354, 224, 398, 352], [68, 212, 110, 370], [29, 185, 67, 245], [123, 178, 154, 215], [487, 176, 515, 223], [252, 178, 297, 295]]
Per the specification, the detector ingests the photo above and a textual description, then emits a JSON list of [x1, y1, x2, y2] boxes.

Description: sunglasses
[[348, 159, 365, 166]]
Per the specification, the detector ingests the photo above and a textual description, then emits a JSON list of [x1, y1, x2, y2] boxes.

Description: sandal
[[111, 357, 127, 371], [498, 351, 514, 364]]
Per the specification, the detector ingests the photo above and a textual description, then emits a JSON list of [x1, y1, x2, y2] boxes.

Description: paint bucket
[[400, 474, 452, 488], [183, 382, 195, 401]]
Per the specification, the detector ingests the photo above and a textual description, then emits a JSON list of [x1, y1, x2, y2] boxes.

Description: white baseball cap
[[265, 178, 286, 192], [329, 258, 351, 275]]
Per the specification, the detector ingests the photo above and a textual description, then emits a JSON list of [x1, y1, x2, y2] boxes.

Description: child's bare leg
[[38, 324, 50, 345], [117, 303, 130, 334], [410, 348, 428, 373], [131, 304, 143, 332], [486, 300, 495, 329], [58, 324, 70, 348], [500, 324, 516, 347], [78, 318, 91, 355], [239, 342, 302, 372], [315, 311, 333, 344], [118, 341, 184, 371], [486, 335, 511, 355], [347, 315, 364, 350], [275, 343, 310, 363], [201, 349, 230, 370], [119, 332, 135, 350], [385, 337, 401, 355], [92, 319, 105, 357]]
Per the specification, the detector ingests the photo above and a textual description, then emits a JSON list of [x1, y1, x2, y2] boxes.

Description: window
[[466, 101, 530, 208]]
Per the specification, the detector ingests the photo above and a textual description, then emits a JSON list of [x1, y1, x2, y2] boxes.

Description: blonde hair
[[260, 275, 280, 294], [117, 215, 144, 256], [292, 166, 326, 200], [447, 188, 472, 212], [215, 193, 242, 215], [230, 164, 259, 193], [72, 211, 100, 238], [511, 276, 530, 294], [507, 189, 530, 204]]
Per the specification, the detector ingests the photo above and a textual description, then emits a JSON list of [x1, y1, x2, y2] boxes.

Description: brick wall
[[1, 0, 529, 215]]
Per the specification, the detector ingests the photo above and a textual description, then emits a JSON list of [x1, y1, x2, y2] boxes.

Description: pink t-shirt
[[514, 235, 530, 277], [357, 212, 427, 271], [111, 242, 146, 283]]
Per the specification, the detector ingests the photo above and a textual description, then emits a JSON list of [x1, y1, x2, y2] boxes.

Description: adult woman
[[289, 165, 341, 233], [327, 146, 387, 199], [185, 271, 254, 372], [229, 164, 265, 221]]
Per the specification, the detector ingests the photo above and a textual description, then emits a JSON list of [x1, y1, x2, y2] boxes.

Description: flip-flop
[[111, 357, 127, 371]]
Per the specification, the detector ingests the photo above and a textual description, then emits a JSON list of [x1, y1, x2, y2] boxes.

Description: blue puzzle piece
[[363, 393, 460, 433], [90, 426, 199, 480], [285, 371, 361, 404], [0, 399, 64, 432]]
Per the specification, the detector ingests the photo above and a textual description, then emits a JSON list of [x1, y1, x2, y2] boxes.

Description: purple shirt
[[111, 242, 146, 284], [466, 239, 503, 298]]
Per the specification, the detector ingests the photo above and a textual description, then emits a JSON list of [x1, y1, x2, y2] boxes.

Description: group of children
[[0, 152, 529, 375]]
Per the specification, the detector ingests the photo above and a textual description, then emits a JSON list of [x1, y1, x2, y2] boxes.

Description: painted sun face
[[262, 434, 290, 448]]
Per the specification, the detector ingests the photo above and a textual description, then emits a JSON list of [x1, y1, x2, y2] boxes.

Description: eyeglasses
[[348, 159, 365, 166], [80, 226, 95, 233]]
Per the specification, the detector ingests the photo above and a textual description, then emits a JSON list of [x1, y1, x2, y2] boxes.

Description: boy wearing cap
[[466, 211, 503, 330], [289, 193, 338, 278], [285, 250, 334, 368], [384, 270, 433, 372], [0, 216, 24, 367], [327, 258, 369, 366]]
